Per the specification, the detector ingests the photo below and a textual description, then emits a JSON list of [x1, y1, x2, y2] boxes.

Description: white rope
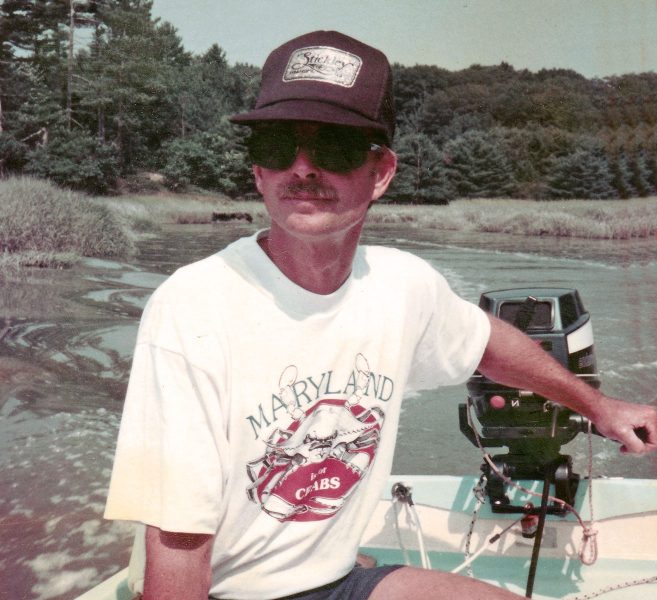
[[453, 513, 524, 575], [391, 497, 412, 567], [391, 487, 432, 569], [568, 575, 657, 600], [462, 477, 486, 577], [451, 536, 494, 574], [578, 420, 598, 566], [409, 503, 432, 569]]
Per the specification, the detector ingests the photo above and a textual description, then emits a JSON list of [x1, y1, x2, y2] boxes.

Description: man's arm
[[478, 314, 657, 454], [142, 526, 214, 600]]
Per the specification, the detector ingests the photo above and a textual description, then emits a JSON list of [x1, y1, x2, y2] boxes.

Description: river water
[[1, 221, 656, 600]]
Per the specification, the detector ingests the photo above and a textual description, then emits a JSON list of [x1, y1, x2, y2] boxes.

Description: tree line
[[1, 0, 656, 201]]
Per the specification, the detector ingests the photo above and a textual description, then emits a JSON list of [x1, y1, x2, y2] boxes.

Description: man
[[105, 31, 656, 600]]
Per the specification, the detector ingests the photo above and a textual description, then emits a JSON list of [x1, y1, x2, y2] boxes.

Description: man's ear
[[252, 165, 264, 195], [371, 149, 397, 203]]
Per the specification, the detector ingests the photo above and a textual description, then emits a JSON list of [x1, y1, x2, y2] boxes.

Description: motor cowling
[[466, 288, 599, 443], [459, 288, 601, 512]]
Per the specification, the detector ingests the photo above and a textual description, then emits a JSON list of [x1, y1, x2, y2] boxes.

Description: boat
[[75, 288, 657, 600], [75, 474, 657, 600]]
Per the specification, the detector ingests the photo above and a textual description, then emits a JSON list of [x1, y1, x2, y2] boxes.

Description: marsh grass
[[0, 179, 269, 271], [0, 177, 135, 269], [118, 193, 654, 241], [2, 176, 655, 273], [2, 250, 78, 269], [370, 198, 657, 240], [103, 194, 269, 228]]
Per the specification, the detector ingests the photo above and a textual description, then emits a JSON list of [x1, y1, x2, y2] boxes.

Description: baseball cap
[[230, 30, 396, 144]]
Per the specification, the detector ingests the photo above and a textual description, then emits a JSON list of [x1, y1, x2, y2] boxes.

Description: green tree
[[547, 147, 616, 199], [391, 64, 450, 120], [229, 62, 261, 113], [432, 113, 494, 147], [387, 132, 453, 204], [25, 126, 119, 193], [11, 64, 66, 139], [0, 133, 28, 176], [161, 119, 253, 196], [75, 0, 190, 171], [608, 151, 637, 199], [443, 129, 516, 198], [643, 146, 657, 195], [490, 81, 538, 128], [166, 44, 251, 138], [414, 90, 454, 137], [445, 83, 491, 117], [600, 73, 657, 128], [496, 126, 591, 198], [1, 1, 68, 135], [627, 150, 656, 197], [1, 0, 68, 84]]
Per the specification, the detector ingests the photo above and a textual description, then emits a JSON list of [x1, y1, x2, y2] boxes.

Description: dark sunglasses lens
[[247, 126, 297, 170], [311, 126, 371, 173], [247, 124, 377, 172]]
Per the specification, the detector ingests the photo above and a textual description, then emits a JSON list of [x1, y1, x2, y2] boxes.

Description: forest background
[[1, 0, 657, 203]]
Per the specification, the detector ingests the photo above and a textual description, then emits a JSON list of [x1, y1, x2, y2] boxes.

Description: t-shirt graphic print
[[246, 353, 385, 522]]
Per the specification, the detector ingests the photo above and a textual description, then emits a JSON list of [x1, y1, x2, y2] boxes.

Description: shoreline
[[369, 197, 657, 240], [2, 181, 656, 273], [97, 194, 657, 241]]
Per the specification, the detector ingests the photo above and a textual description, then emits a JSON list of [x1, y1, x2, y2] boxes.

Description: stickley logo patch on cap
[[283, 46, 362, 88]]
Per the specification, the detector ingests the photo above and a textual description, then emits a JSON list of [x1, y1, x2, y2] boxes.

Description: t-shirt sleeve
[[104, 290, 229, 534], [407, 268, 491, 391]]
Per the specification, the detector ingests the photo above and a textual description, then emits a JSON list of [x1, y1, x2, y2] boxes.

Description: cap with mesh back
[[230, 30, 396, 144]]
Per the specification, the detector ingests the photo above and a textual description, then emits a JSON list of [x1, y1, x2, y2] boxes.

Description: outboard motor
[[459, 288, 600, 513]]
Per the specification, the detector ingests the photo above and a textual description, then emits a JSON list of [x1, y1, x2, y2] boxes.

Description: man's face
[[251, 122, 396, 242]]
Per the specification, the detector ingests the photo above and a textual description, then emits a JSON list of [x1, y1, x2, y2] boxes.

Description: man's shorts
[[272, 564, 403, 600], [213, 565, 403, 600]]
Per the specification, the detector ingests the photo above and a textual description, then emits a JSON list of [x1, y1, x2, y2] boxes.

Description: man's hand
[[587, 395, 657, 454], [142, 526, 214, 600], [478, 314, 657, 455]]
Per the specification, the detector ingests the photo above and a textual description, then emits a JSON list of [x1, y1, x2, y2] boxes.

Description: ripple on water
[[3, 320, 137, 383], [1, 405, 134, 600], [1, 223, 258, 600]]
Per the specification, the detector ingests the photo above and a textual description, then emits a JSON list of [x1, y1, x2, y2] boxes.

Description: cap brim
[[230, 100, 390, 142]]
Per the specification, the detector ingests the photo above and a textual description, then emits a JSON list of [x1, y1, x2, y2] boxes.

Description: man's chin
[[278, 213, 363, 239]]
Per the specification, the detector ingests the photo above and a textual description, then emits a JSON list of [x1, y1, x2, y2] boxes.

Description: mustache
[[279, 181, 338, 201]]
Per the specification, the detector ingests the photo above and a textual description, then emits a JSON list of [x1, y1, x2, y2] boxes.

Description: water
[[363, 227, 657, 479], [1, 222, 655, 600]]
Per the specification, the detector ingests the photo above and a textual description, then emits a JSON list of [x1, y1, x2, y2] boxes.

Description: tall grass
[[0, 177, 135, 268], [2, 176, 655, 273], [103, 194, 269, 228], [370, 198, 657, 240], [118, 193, 654, 241]]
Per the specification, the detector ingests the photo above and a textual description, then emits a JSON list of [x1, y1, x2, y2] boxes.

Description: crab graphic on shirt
[[246, 354, 385, 522]]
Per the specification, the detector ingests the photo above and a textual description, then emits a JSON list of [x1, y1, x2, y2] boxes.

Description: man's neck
[[258, 227, 362, 295]]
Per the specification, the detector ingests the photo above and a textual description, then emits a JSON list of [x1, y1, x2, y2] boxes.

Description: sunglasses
[[246, 123, 384, 173]]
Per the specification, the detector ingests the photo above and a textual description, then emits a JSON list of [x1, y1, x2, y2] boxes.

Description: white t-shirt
[[104, 231, 490, 599]]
